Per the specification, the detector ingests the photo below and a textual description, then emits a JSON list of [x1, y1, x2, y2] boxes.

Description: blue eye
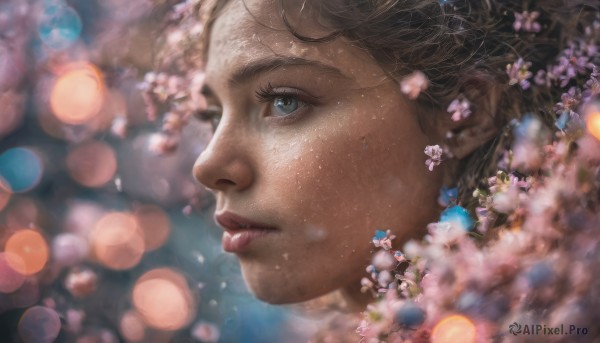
[[272, 96, 299, 116]]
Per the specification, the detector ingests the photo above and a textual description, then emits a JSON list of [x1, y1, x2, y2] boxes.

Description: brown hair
[[199, 0, 599, 207]]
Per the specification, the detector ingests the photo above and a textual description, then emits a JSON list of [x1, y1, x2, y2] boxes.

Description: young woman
[[193, 0, 503, 307], [171, 0, 600, 341]]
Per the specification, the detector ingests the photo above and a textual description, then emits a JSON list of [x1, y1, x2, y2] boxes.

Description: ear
[[432, 73, 505, 159]]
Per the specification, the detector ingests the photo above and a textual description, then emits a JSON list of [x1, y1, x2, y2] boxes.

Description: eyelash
[[195, 83, 319, 128], [255, 83, 318, 122]]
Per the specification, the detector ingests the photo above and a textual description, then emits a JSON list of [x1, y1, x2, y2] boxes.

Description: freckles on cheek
[[282, 131, 368, 225]]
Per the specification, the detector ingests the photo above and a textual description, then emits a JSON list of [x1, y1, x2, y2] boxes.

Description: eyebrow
[[201, 56, 349, 97]]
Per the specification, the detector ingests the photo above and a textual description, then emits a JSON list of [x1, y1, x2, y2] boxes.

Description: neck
[[338, 278, 376, 313]]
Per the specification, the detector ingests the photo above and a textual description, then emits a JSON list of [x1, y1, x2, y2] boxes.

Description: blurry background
[[0, 0, 320, 342]]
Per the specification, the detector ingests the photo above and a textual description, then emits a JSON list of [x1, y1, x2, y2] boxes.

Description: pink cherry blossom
[[447, 96, 472, 121], [400, 71, 429, 100]]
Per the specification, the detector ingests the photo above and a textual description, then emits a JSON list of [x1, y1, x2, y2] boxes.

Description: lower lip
[[221, 229, 274, 253]]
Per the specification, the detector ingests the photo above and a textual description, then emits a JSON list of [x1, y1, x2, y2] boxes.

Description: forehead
[[204, 0, 386, 89]]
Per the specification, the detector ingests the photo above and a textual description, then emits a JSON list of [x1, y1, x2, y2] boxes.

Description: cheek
[[269, 111, 440, 253], [242, 100, 442, 301], [278, 132, 369, 226], [285, 121, 422, 219]]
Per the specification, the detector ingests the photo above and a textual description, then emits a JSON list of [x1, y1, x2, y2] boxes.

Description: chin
[[240, 265, 331, 305]]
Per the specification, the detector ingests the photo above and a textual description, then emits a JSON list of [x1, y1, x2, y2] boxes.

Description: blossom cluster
[[136, 0, 208, 155], [355, 11, 600, 342], [357, 106, 600, 341]]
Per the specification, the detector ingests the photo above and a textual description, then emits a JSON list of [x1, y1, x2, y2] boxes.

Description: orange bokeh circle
[[4, 229, 49, 275], [431, 314, 476, 343], [89, 212, 144, 270], [134, 205, 171, 251], [132, 268, 195, 331], [586, 110, 600, 141], [50, 64, 105, 125], [66, 141, 117, 188]]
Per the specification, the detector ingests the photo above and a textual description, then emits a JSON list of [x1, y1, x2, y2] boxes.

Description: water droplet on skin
[[275, 265, 280, 270], [306, 226, 327, 241], [220, 282, 226, 289], [209, 300, 217, 307], [318, 165, 322, 169], [282, 253, 289, 260], [194, 252, 205, 264]]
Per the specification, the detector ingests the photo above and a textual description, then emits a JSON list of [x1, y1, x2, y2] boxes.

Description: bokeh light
[[52, 233, 89, 266], [134, 204, 171, 251], [0, 1, 308, 341], [38, 2, 82, 50], [34, 74, 102, 142], [431, 314, 477, 343], [50, 64, 105, 125], [4, 229, 49, 276], [64, 268, 97, 298], [120, 310, 146, 342], [132, 268, 195, 331], [66, 141, 117, 188], [89, 212, 145, 270], [191, 321, 220, 343], [0, 252, 26, 293], [0, 147, 44, 193], [64, 200, 105, 236], [18, 306, 62, 343], [586, 108, 600, 141]]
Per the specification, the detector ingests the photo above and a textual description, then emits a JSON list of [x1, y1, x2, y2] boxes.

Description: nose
[[192, 125, 255, 193]]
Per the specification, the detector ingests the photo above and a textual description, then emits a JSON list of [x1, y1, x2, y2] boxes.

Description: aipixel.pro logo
[[509, 322, 589, 336]]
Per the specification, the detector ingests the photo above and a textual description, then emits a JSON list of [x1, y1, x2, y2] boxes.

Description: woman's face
[[193, 0, 444, 305]]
